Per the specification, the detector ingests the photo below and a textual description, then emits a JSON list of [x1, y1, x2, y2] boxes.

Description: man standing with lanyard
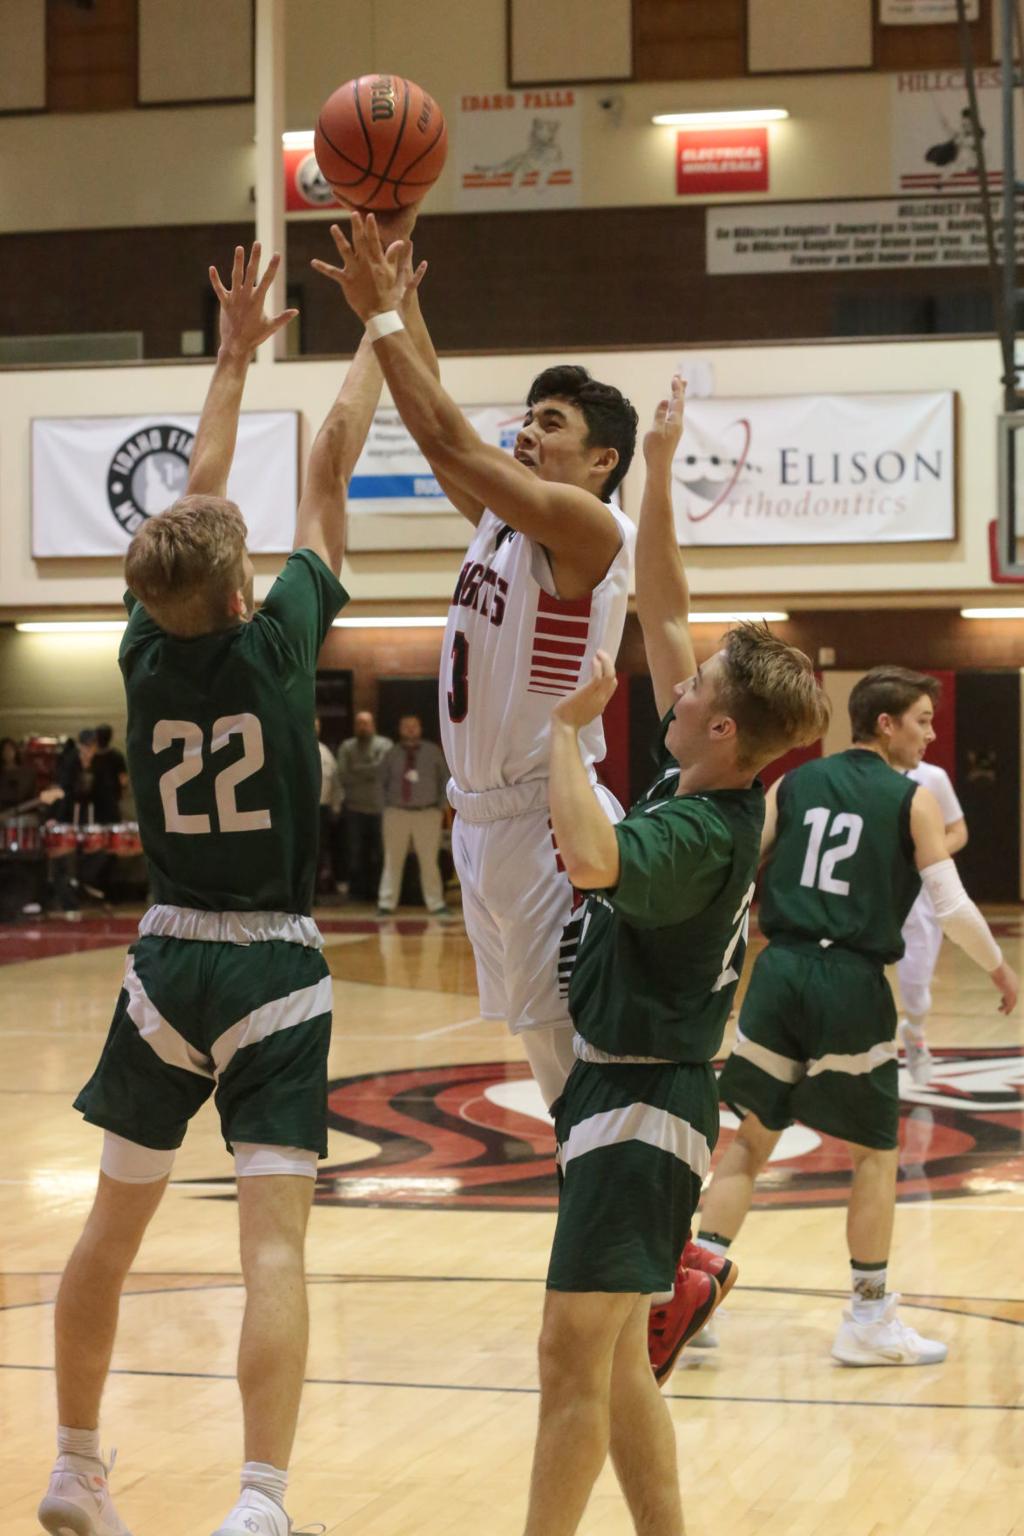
[[377, 715, 450, 916]]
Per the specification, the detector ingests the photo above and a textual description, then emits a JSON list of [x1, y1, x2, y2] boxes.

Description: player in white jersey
[[898, 756, 968, 1083], [314, 214, 637, 1104]]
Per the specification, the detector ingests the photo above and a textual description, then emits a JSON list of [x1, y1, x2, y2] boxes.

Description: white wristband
[[365, 309, 404, 343]]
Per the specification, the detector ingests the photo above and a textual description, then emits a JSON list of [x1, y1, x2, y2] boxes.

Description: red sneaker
[[682, 1238, 737, 1291], [647, 1249, 739, 1385]]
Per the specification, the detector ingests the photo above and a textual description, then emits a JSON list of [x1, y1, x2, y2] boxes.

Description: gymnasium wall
[[0, 0, 1003, 236], [0, 332, 1005, 618]]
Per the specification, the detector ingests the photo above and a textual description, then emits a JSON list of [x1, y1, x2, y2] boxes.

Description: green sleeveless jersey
[[119, 549, 347, 915], [759, 749, 920, 964], [569, 727, 764, 1064]]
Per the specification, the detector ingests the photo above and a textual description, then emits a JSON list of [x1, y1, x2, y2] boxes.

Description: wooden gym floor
[[1, 904, 1021, 1536]]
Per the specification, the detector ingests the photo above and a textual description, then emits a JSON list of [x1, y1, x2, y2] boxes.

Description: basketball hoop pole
[[254, 0, 286, 365]]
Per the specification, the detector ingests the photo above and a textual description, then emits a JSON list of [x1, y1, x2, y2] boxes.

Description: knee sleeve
[[521, 1025, 577, 1110], [900, 981, 932, 1018], [100, 1131, 176, 1184], [233, 1142, 319, 1179]]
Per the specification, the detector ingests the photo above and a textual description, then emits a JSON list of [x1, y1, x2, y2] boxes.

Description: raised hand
[[552, 651, 618, 732], [644, 374, 686, 468], [209, 243, 298, 361], [310, 212, 412, 321]]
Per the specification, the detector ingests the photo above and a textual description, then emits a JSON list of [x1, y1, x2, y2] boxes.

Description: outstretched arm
[[549, 652, 621, 889], [312, 215, 620, 588], [296, 210, 427, 574], [187, 244, 297, 498], [636, 375, 694, 718], [911, 786, 1017, 1013]]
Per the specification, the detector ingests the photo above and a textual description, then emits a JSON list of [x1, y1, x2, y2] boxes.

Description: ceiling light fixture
[[332, 616, 448, 629], [652, 109, 789, 127], [689, 611, 789, 624], [960, 607, 1024, 619], [15, 621, 127, 634]]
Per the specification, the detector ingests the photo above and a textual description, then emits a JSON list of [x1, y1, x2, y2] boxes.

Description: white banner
[[892, 67, 1018, 193], [349, 405, 525, 514], [456, 88, 581, 211], [672, 393, 955, 547], [706, 196, 1023, 273], [32, 413, 298, 557], [881, 0, 977, 21]]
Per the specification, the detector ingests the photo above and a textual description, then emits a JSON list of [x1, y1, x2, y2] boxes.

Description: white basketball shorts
[[452, 784, 622, 1036]]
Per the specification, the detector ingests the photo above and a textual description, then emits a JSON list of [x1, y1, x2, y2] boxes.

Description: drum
[[78, 824, 111, 855], [0, 819, 32, 855], [109, 821, 143, 858], [43, 823, 78, 857]]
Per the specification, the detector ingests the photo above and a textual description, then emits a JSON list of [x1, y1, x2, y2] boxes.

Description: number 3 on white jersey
[[154, 714, 272, 835]]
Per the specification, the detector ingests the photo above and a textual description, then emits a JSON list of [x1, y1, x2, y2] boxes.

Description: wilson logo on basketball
[[106, 424, 194, 536], [300, 1047, 1024, 1212]]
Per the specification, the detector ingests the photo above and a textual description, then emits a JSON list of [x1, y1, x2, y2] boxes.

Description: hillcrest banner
[[32, 413, 298, 557], [672, 392, 955, 546]]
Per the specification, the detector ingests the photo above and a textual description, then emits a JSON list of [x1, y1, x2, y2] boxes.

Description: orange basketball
[[314, 74, 448, 211]]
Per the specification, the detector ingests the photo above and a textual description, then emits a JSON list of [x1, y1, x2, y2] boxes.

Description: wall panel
[[509, 0, 632, 83], [747, 0, 873, 73], [0, 0, 45, 113], [138, 0, 253, 105]]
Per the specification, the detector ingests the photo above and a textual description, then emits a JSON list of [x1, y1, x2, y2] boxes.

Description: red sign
[[676, 127, 769, 196], [283, 145, 343, 213]]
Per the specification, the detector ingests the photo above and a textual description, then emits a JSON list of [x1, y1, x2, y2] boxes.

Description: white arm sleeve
[[920, 859, 1002, 972]]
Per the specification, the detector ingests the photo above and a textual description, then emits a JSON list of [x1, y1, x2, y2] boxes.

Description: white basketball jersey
[[906, 760, 964, 827], [440, 507, 635, 794]]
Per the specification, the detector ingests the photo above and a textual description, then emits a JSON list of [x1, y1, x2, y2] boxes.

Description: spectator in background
[[0, 738, 34, 812], [377, 716, 450, 917], [91, 724, 129, 825], [336, 710, 391, 902], [315, 716, 342, 895], [54, 731, 98, 824]]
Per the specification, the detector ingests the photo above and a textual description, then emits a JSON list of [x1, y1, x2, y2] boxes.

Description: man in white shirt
[[898, 758, 968, 1084]]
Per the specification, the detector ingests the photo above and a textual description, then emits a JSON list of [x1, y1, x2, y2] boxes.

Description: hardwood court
[[2, 908, 1022, 1536]]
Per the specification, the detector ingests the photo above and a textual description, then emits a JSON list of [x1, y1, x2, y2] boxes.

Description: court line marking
[[1, 1277, 1019, 1317], [0, 1359, 1019, 1411], [414, 1015, 485, 1039]]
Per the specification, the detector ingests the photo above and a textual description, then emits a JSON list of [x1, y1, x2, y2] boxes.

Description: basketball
[[314, 74, 448, 211]]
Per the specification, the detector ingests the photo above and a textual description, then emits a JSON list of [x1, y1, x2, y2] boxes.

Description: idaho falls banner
[[671, 392, 955, 547], [32, 412, 298, 556]]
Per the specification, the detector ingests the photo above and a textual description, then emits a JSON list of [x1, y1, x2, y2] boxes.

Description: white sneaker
[[832, 1295, 948, 1366], [38, 1451, 132, 1535], [688, 1319, 720, 1348], [210, 1487, 325, 1536], [898, 1019, 935, 1086]]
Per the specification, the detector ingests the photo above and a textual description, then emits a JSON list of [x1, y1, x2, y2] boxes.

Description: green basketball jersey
[[759, 749, 920, 964], [120, 549, 348, 915], [569, 726, 765, 1064]]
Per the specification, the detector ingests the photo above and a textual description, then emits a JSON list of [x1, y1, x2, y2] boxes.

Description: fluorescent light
[[16, 621, 127, 634], [332, 616, 447, 629], [282, 130, 315, 149], [652, 109, 789, 127], [689, 611, 789, 624], [960, 607, 1024, 619]]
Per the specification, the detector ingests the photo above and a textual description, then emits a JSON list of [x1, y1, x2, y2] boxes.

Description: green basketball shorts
[[718, 940, 899, 1150], [547, 1059, 719, 1294], [75, 935, 333, 1155]]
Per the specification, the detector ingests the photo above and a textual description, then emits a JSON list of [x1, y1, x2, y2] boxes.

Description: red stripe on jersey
[[535, 616, 590, 640], [530, 661, 583, 680], [531, 637, 587, 658], [538, 590, 593, 618]]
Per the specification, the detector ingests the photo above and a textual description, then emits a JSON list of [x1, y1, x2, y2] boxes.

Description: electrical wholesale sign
[[677, 128, 769, 195]]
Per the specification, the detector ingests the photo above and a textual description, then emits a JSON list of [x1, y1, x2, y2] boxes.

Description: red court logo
[[310, 1047, 1024, 1212]]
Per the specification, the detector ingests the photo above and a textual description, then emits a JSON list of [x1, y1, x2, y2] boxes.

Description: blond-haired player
[[38, 229, 421, 1536], [519, 379, 831, 1536]]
